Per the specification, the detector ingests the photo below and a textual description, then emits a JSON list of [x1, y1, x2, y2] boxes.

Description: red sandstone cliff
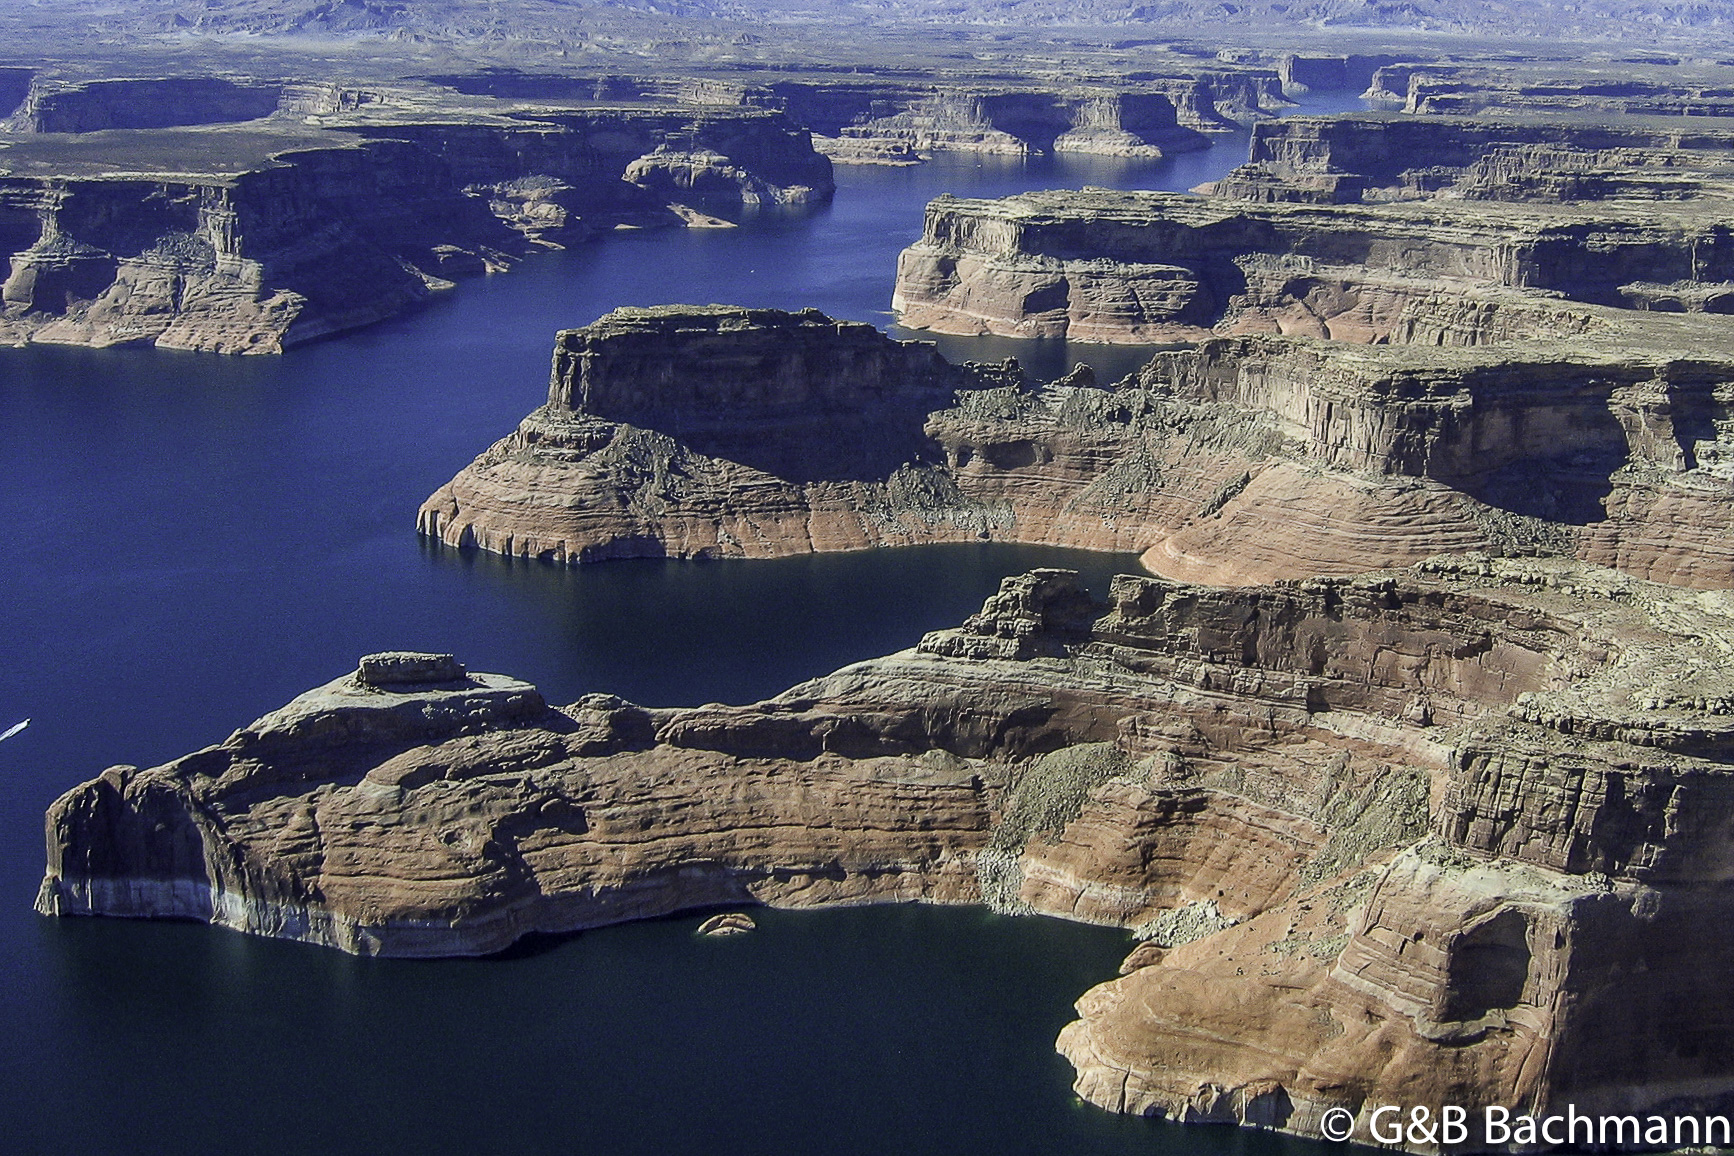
[[38, 562, 1734, 1147], [420, 306, 1734, 591]]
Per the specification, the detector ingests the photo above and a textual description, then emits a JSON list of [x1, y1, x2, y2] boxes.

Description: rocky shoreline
[[39, 560, 1734, 1143], [0, 97, 833, 354], [418, 303, 1734, 591]]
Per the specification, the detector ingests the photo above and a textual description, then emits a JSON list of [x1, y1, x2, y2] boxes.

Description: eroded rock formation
[[1364, 61, 1734, 120], [876, 109, 1734, 590], [810, 89, 1216, 161], [1208, 113, 1734, 207], [420, 304, 1734, 591], [418, 305, 1030, 562], [894, 109, 1734, 348], [1048, 555, 1734, 1140], [0, 104, 830, 353], [890, 186, 1734, 342], [39, 560, 1734, 1146]]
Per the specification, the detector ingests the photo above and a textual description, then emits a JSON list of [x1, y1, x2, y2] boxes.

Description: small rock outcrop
[[38, 560, 1734, 1149], [357, 651, 467, 686], [696, 912, 756, 936]]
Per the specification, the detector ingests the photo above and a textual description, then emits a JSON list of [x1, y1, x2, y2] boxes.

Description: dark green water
[[0, 103, 1364, 1155]]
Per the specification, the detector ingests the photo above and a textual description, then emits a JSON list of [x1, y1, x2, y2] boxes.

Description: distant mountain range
[[721, 0, 1734, 35], [7, 0, 1734, 42]]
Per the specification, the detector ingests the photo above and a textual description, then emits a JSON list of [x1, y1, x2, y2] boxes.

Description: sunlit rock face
[[39, 560, 1734, 1148], [419, 304, 1734, 592]]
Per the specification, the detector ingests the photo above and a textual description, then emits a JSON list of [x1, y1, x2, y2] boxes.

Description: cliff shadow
[[1451, 400, 1632, 526], [1461, 447, 1624, 525], [479, 902, 767, 961], [678, 412, 945, 484]]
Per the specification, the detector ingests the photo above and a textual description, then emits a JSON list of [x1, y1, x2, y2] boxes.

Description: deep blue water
[[0, 100, 1363, 1155]]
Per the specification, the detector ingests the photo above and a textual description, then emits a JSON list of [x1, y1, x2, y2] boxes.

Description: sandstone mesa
[[418, 302, 1734, 592]]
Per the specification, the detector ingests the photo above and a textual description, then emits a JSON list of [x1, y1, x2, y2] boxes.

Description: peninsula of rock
[[0, 97, 832, 354], [39, 561, 1734, 1148], [420, 304, 1734, 591]]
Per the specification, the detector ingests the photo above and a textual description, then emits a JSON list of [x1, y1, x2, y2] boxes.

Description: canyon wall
[[0, 107, 831, 353], [1212, 114, 1734, 205], [4, 76, 285, 133], [1365, 62, 1734, 119], [890, 187, 1734, 342], [39, 561, 1734, 1147], [881, 111, 1734, 592], [1273, 53, 1401, 96], [419, 305, 1734, 590], [540, 305, 974, 479], [894, 110, 1734, 343], [0, 67, 34, 119]]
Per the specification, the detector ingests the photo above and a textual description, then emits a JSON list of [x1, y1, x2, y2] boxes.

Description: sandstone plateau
[[39, 561, 1734, 1146], [420, 304, 1734, 592], [0, 81, 833, 354], [875, 109, 1734, 591], [0, 42, 1321, 355]]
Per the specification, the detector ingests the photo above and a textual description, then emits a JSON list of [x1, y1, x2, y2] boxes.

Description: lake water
[[0, 98, 1362, 1155]]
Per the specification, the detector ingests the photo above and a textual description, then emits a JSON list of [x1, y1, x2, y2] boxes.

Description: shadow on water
[[417, 538, 1145, 709], [23, 903, 1347, 1156], [480, 902, 773, 961]]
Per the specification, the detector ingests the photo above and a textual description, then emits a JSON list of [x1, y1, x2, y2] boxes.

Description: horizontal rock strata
[[894, 111, 1734, 350], [809, 89, 1214, 161], [39, 560, 1734, 1148], [875, 110, 1734, 591], [0, 103, 831, 353], [1364, 61, 1734, 119], [1208, 113, 1734, 206], [420, 304, 1734, 590], [891, 187, 1734, 342]]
